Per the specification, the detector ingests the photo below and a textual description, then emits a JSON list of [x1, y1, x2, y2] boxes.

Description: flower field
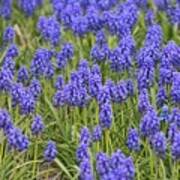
[[0, 0, 180, 179]]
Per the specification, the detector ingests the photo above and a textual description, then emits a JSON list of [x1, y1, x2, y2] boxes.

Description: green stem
[[32, 140, 38, 177], [105, 129, 109, 154]]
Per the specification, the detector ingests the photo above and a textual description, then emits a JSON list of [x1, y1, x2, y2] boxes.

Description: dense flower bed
[[0, 0, 179, 179]]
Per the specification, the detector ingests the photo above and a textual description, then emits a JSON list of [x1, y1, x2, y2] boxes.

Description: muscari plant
[[0, 0, 180, 179]]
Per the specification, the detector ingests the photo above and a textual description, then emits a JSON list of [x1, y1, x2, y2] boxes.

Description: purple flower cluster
[[6, 44, 19, 58], [170, 108, 180, 128], [171, 72, 180, 104], [44, 140, 57, 162], [88, 64, 102, 98], [151, 131, 167, 157], [171, 132, 180, 160], [3, 26, 15, 43], [109, 35, 135, 72], [56, 42, 74, 69], [92, 125, 102, 142], [0, 109, 29, 152], [138, 89, 151, 113], [30, 48, 54, 78], [7, 127, 29, 151], [127, 128, 140, 151], [140, 108, 160, 137], [91, 31, 109, 62], [10, 80, 41, 115], [159, 105, 169, 122], [156, 86, 167, 107], [19, 0, 43, 16], [0, 0, 12, 19], [0, 109, 12, 132], [31, 115, 44, 135], [137, 24, 163, 90], [76, 127, 94, 179], [99, 102, 113, 129], [17, 66, 29, 84], [96, 150, 135, 179], [37, 16, 61, 46]]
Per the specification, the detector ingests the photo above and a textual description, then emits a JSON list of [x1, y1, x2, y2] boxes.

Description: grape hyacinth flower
[[109, 46, 132, 73], [54, 75, 64, 90], [61, 42, 74, 60], [168, 123, 178, 143], [88, 73, 102, 98], [97, 0, 116, 11], [126, 79, 134, 97], [102, 11, 119, 36], [64, 81, 90, 107], [171, 72, 180, 104], [144, 24, 163, 49], [97, 85, 111, 106], [137, 65, 154, 90], [170, 108, 180, 128], [77, 59, 90, 86], [0, 0, 12, 19], [3, 26, 15, 43], [90, 44, 109, 63], [91, 64, 102, 77], [145, 9, 155, 26], [2, 56, 15, 77], [79, 127, 91, 147], [44, 140, 57, 162], [79, 158, 94, 180], [50, 0, 65, 21], [30, 48, 53, 78], [140, 108, 160, 137], [154, 0, 169, 10], [111, 153, 135, 179], [105, 79, 117, 102], [19, 0, 42, 16], [95, 30, 107, 46], [0, 109, 12, 132], [60, 4, 74, 27], [127, 128, 140, 151], [28, 79, 42, 100], [88, 64, 102, 98], [53, 89, 65, 107], [92, 125, 102, 142], [31, 115, 44, 135], [0, 68, 14, 92], [56, 51, 67, 70], [162, 41, 180, 68], [116, 80, 129, 103], [156, 86, 167, 107], [99, 103, 113, 129], [151, 131, 167, 157], [37, 16, 61, 46], [96, 152, 110, 178], [71, 16, 88, 37], [159, 105, 170, 122], [171, 132, 180, 160], [5, 44, 19, 58], [96, 150, 135, 179], [7, 127, 29, 152], [159, 66, 173, 86], [17, 66, 29, 84], [10, 83, 24, 107], [138, 88, 151, 113], [76, 144, 90, 163], [19, 90, 36, 115], [167, 6, 180, 25]]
